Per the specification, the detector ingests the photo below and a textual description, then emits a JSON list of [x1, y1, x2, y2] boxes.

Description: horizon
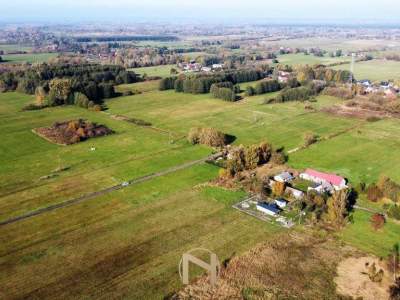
[[2, 0, 400, 24]]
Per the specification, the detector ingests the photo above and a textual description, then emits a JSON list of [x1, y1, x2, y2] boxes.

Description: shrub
[[304, 132, 318, 147], [366, 184, 383, 202], [389, 278, 400, 300], [270, 151, 286, 165], [388, 205, 400, 220], [187, 127, 227, 147], [323, 86, 354, 99], [74, 92, 90, 108], [370, 213, 385, 230], [245, 86, 255, 96], [21, 104, 47, 111], [377, 175, 400, 202]]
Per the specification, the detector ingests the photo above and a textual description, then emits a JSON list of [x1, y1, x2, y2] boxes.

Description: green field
[[334, 59, 400, 81], [1, 52, 58, 64], [0, 44, 33, 52], [1, 86, 400, 298], [129, 64, 177, 78], [277, 53, 351, 66]]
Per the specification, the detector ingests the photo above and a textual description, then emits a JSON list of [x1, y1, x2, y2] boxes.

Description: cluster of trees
[[76, 35, 178, 43], [246, 79, 281, 96], [210, 82, 239, 101], [366, 175, 400, 203], [275, 86, 316, 103], [302, 189, 352, 228], [0, 63, 138, 108], [187, 127, 227, 147], [225, 142, 286, 177], [296, 65, 352, 84], [159, 69, 266, 94]]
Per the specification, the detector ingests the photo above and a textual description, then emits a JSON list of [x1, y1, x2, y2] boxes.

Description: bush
[[388, 205, 400, 220], [377, 175, 400, 202], [370, 213, 385, 230], [74, 92, 90, 108], [21, 104, 47, 111], [304, 132, 318, 147], [245, 86, 255, 96], [323, 86, 354, 99], [367, 184, 383, 202], [270, 151, 286, 165], [188, 127, 227, 147]]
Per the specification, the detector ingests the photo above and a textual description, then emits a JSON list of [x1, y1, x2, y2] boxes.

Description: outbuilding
[[256, 202, 281, 216]]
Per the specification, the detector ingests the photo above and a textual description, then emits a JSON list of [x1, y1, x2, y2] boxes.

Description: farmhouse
[[256, 202, 281, 216], [300, 168, 347, 191], [274, 171, 294, 183]]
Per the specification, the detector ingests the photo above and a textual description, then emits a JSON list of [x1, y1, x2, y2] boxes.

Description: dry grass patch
[[335, 256, 392, 300], [173, 232, 358, 300]]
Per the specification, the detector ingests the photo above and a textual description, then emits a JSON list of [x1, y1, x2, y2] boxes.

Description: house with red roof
[[300, 169, 347, 192]]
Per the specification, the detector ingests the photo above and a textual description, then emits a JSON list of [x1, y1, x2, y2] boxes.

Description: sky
[[1, 0, 400, 24]]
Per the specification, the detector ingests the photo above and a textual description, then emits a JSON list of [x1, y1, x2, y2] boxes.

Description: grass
[[1, 85, 400, 298], [0, 44, 33, 52], [277, 53, 350, 66], [115, 80, 160, 93], [129, 65, 177, 78], [1, 52, 58, 64], [339, 210, 400, 257], [334, 59, 400, 81]]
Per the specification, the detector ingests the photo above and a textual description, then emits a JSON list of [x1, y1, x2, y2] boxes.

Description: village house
[[274, 171, 294, 183], [300, 168, 347, 192]]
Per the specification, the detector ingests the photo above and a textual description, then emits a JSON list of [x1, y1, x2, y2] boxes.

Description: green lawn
[[129, 65, 177, 78], [334, 59, 400, 81], [1, 52, 58, 64]]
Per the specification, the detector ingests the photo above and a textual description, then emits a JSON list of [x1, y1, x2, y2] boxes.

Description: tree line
[[0, 63, 139, 107], [159, 69, 266, 94]]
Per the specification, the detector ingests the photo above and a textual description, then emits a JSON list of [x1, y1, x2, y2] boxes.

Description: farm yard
[[1, 79, 400, 298]]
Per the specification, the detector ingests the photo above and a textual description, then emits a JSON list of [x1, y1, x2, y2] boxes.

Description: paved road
[[0, 153, 222, 227]]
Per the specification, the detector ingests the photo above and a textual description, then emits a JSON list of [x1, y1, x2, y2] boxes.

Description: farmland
[[277, 53, 351, 66], [0, 52, 58, 64], [334, 59, 400, 81], [129, 64, 176, 78], [1, 83, 400, 298]]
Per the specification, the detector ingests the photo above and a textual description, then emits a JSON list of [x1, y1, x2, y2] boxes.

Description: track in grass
[[0, 153, 221, 226]]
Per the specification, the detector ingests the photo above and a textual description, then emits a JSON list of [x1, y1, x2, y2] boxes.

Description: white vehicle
[[121, 181, 129, 187]]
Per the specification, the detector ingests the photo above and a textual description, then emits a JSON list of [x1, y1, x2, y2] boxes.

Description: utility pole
[[350, 53, 355, 90]]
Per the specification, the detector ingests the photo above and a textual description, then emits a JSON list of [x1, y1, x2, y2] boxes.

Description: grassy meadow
[[334, 59, 400, 81], [1, 82, 400, 298], [277, 53, 351, 66], [129, 64, 176, 78], [0, 52, 58, 64]]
